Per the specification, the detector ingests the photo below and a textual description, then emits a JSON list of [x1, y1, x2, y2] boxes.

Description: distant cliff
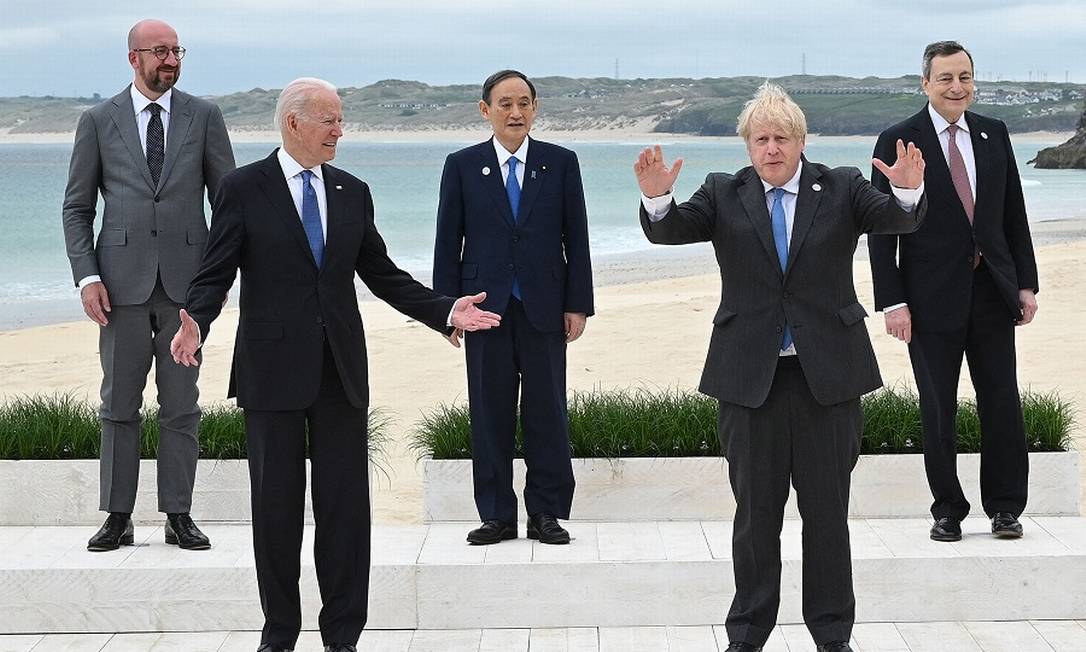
[[1031, 101, 1086, 169]]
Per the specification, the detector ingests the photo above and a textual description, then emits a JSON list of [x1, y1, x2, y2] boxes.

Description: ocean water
[[0, 137, 1082, 329]]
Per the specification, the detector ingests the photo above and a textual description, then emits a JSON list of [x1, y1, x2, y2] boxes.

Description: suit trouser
[[465, 298, 575, 523], [245, 344, 371, 649], [98, 278, 200, 513], [720, 357, 862, 647], [908, 262, 1029, 521]]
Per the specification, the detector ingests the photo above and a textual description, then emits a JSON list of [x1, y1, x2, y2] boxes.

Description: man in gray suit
[[62, 19, 235, 552], [634, 83, 926, 652]]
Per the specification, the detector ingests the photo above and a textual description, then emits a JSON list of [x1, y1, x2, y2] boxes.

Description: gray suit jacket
[[641, 159, 926, 408], [62, 85, 235, 306]]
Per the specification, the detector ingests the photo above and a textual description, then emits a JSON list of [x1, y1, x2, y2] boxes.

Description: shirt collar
[[760, 163, 803, 196], [277, 147, 324, 183], [130, 84, 172, 116], [492, 135, 530, 167], [927, 102, 969, 135]]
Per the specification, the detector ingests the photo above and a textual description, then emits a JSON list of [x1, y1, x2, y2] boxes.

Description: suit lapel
[[785, 161, 823, 275], [515, 140, 545, 227], [476, 142, 516, 228], [915, 107, 971, 226], [157, 90, 195, 192], [737, 168, 780, 277], [321, 164, 347, 273], [257, 150, 318, 268], [966, 112, 990, 222], [109, 87, 156, 191]]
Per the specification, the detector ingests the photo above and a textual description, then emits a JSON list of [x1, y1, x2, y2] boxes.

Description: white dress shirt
[[77, 86, 176, 290], [277, 148, 328, 242], [493, 135, 529, 187]]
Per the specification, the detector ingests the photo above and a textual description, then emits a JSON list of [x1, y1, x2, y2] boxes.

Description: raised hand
[[634, 145, 684, 198], [170, 309, 201, 367], [451, 292, 502, 331], [872, 139, 926, 190]]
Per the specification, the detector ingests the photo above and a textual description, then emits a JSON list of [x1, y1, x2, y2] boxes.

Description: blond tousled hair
[[736, 82, 807, 142]]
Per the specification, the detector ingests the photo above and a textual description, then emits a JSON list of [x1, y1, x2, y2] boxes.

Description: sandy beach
[[1, 238, 1082, 523]]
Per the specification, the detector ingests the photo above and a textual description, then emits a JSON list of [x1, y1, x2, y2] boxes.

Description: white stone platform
[[4, 621, 1086, 651], [3, 517, 1086, 635]]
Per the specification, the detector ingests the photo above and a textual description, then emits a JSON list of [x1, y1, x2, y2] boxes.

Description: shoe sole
[[993, 529, 1024, 539], [165, 533, 212, 550], [87, 534, 134, 552], [527, 530, 571, 545], [466, 532, 517, 545], [930, 533, 962, 542]]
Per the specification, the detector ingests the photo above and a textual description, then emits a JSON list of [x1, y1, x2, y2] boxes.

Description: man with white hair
[[171, 77, 502, 652], [634, 83, 927, 652]]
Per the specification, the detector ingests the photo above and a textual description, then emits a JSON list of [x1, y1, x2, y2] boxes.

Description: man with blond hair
[[62, 18, 234, 552], [634, 83, 927, 651], [171, 78, 501, 652]]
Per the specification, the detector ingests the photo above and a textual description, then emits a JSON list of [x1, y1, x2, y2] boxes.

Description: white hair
[[274, 77, 338, 131]]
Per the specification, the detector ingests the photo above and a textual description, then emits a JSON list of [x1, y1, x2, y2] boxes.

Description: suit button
[[967, 255, 974, 264], [150, 230, 157, 237], [775, 325, 783, 333], [316, 317, 324, 326], [783, 291, 791, 299], [154, 195, 160, 203], [513, 236, 520, 243], [507, 263, 514, 270]]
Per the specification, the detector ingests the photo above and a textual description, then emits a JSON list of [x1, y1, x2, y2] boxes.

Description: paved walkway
[[3, 622, 1086, 651]]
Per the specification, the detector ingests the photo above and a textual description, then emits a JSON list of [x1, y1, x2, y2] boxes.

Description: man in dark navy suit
[[433, 70, 594, 545]]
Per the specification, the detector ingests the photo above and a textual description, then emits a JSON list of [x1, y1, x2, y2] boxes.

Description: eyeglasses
[[132, 46, 186, 61]]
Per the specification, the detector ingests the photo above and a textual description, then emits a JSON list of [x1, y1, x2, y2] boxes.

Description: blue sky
[[2, 0, 1083, 97]]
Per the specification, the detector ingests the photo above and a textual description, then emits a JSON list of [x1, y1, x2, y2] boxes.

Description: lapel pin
[[541, 165, 547, 171], [531, 170, 537, 180], [335, 185, 342, 190], [482, 166, 491, 176], [812, 183, 822, 192], [981, 131, 989, 140]]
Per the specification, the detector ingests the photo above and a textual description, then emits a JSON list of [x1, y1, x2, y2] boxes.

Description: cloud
[[0, 27, 58, 49]]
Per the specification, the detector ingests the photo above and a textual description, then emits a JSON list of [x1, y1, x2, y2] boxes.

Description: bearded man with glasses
[[61, 18, 236, 552]]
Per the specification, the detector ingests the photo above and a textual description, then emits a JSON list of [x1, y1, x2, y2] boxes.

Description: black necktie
[[146, 103, 164, 186]]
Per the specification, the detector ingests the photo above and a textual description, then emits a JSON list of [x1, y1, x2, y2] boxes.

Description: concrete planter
[[422, 451, 1080, 521]]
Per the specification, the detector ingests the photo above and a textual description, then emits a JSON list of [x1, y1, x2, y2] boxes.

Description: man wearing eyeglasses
[[62, 18, 235, 552]]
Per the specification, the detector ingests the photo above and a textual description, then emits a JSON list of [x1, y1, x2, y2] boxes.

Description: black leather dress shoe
[[724, 643, 762, 651], [256, 644, 292, 652], [930, 516, 962, 542], [324, 645, 357, 652], [527, 513, 570, 545], [991, 512, 1024, 538], [165, 513, 211, 550], [87, 513, 134, 552], [816, 643, 853, 652], [467, 520, 517, 545]]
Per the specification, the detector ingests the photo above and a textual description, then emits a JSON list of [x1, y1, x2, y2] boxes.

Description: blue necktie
[[771, 188, 793, 351], [506, 157, 522, 299], [300, 170, 325, 268]]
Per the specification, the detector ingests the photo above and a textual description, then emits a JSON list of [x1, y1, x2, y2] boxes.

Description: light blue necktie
[[506, 157, 522, 299], [771, 188, 793, 351], [300, 170, 325, 268]]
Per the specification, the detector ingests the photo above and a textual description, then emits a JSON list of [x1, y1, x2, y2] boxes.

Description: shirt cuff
[[641, 192, 673, 222], [446, 303, 456, 328], [890, 182, 924, 209], [77, 275, 102, 289], [882, 303, 908, 313]]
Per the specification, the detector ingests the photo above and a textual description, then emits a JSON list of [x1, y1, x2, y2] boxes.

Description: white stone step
[[3, 517, 1086, 634], [3, 622, 1086, 652]]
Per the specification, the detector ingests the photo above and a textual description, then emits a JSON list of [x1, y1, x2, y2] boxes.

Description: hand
[[1017, 290, 1038, 325], [446, 327, 464, 348], [564, 312, 587, 343], [451, 292, 502, 331], [170, 309, 201, 367], [80, 281, 111, 326], [884, 306, 912, 344], [634, 145, 684, 198], [872, 139, 925, 190]]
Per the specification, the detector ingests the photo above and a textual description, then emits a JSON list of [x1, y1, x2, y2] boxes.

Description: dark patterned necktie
[[146, 103, 164, 186]]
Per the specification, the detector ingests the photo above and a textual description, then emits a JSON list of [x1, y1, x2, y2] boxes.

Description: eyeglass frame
[[131, 46, 186, 61]]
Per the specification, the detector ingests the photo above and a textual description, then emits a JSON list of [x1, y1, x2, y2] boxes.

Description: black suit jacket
[[185, 150, 455, 411], [869, 107, 1038, 331], [642, 160, 926, 408], [433, 138, 593, 332]]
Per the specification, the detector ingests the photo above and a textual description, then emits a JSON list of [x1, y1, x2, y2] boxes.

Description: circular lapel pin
[[981, 132, 989, 140], [812, 183, 822, 192], [482, 166, 491, 176]]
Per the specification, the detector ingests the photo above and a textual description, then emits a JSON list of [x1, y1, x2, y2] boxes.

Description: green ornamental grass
[[0, 393, 390, 469], [412, 386, 1075, 460]]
